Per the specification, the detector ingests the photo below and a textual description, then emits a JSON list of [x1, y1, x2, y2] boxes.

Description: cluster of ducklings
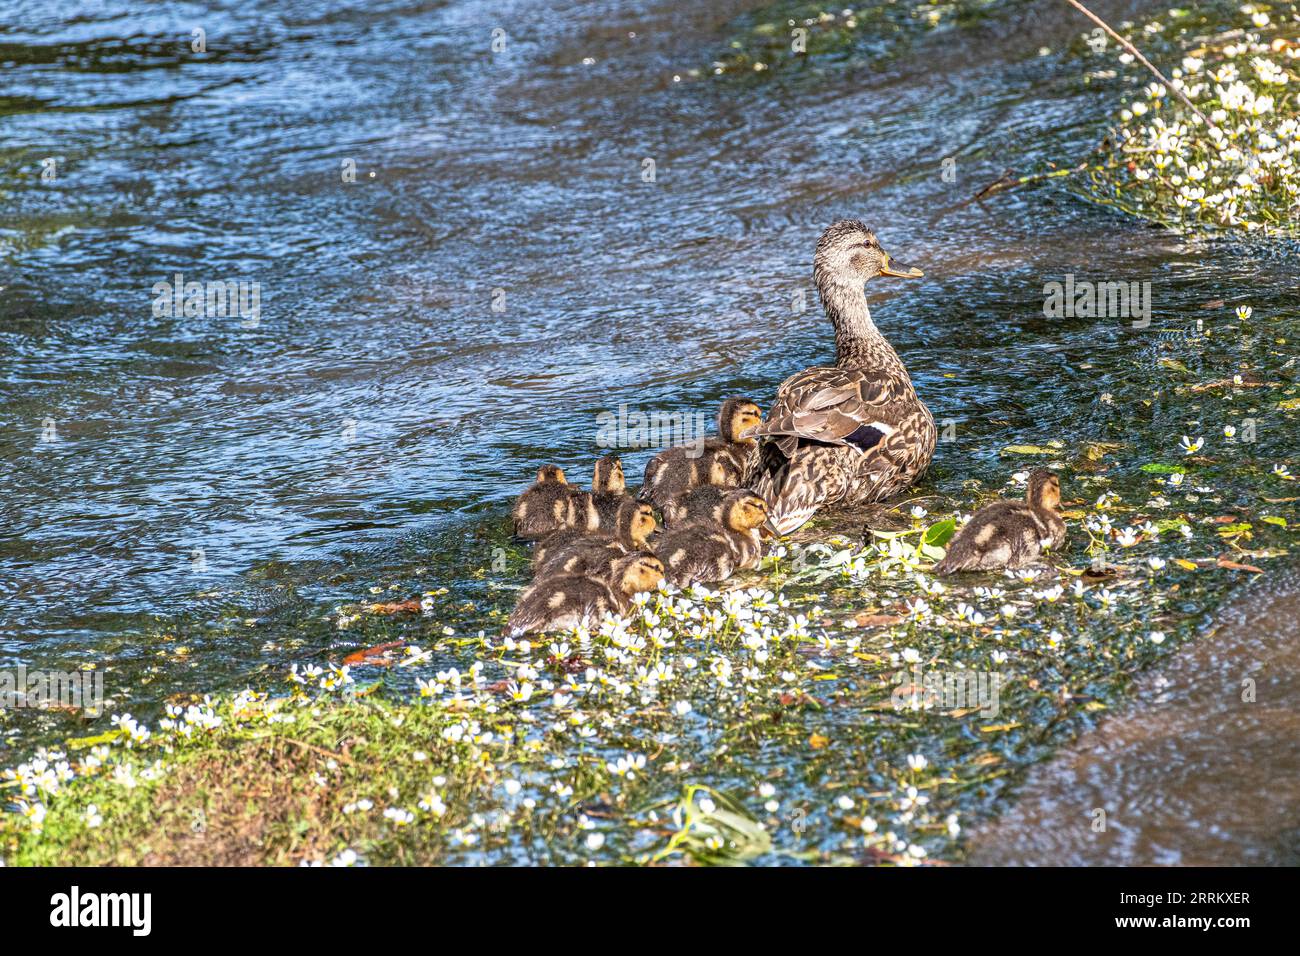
[[503, 220, 1078, 636], [507, 399, 768, 635]]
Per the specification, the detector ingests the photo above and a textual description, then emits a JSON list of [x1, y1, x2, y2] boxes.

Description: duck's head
[[719, 398, 763, 443], [815, 220, 923, 284], [615, 552, 665, 596], [593, 454, 625, 493], [724, 492, 769, 532], [1027, 469, 1062, 511], [617, 500, 658, 547], [536, 464, 566, 484]]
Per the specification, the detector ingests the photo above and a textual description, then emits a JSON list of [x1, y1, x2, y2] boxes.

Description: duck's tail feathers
[[752, 443, 830, 537]]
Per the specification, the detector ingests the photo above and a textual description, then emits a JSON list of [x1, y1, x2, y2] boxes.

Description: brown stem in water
[[1063, 0, 1218, 131]]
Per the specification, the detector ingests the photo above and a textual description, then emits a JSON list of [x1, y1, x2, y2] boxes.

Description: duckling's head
[[617, 500, 657, 546], [719, 398, 763, 443], [724, 492, 769, 532], [593, 455, 625, 493], [536, 464, 566, 484], [1027, 469, 1062, 511], [615, 552, 666, 596], [815, 220, 923, 284]]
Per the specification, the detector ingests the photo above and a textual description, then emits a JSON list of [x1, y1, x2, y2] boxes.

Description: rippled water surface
[[3, 0, 1298, 859]]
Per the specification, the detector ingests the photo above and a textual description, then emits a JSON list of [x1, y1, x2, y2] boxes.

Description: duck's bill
[[879, 258, 923, 278]]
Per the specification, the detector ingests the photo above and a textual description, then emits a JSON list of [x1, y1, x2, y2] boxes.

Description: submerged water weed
[[1081, 3, 1300, 234], [704, 0, 1013, 76]]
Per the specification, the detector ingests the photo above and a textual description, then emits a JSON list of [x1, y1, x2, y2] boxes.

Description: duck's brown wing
[[743, 366, 904, 457]]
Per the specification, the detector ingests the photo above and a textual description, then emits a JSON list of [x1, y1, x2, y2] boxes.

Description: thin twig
[[1064, 0, 1218, 131]]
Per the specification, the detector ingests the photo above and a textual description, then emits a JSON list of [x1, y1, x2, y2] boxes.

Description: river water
[[2, 0, 1297, 860]]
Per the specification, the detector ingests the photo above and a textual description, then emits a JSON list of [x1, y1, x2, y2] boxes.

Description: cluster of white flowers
[[1100, 14, 1300, 234]]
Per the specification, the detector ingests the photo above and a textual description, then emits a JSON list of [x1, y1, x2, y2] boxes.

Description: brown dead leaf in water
[[1187, 378, 1266, 392], [853, 612, 906, 628], [341, 640, 406, 667], [1199, 299, 1226, 309], [366, 598, 422, 615], [1216, 555, 1264, 574]]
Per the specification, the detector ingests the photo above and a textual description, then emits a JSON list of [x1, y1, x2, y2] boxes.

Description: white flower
[[906, 753, 928, 772], [1149, 631, 1167, 645], [1180, 435, 1204, 455], [1236, 305, 1253, 320], [586, 832, 606, 851]]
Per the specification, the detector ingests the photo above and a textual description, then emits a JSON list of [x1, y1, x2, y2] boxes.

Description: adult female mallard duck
[[746, 221, 936, 535], [934, 469, 1067, 573]]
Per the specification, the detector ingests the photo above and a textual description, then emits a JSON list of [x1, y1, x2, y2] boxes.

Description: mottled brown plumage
[[655, 492, 768, 587], [641, 399, 764, 511], [506, 553, 665, 636], [746, 221, 936, 536], [934, 470, 1067, 574]]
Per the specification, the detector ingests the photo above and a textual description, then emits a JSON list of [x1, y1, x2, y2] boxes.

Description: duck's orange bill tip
[[880, 260, 924, 279]]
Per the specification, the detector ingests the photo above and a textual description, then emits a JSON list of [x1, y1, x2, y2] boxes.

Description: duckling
[[533, 501, 657, 582], [662, 483, 764, 529], [591, 455, 633, 529], [512, 465, 587, 541], [506, 553, 665, 636], [655, 492, 769, 587], [641, 399, 764, 511], [934, 470, 1067, 574]]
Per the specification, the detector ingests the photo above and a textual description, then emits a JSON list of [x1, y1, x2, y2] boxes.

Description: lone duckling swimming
[[746, 221, 935, 536], [934, 469, 1067, 574], [512, 465, 586, 541], [590, 455, 633, 529], [506, 553, 665, 636], [655, 491, 768, 587], [533, 501, 657, 582], [641, 399, 764, 511]]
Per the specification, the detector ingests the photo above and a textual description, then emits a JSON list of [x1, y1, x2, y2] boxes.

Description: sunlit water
[[2, 0, 1297, 860]]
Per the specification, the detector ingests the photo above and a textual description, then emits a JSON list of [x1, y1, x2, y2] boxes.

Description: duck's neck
[[816, 268, 904, 370]]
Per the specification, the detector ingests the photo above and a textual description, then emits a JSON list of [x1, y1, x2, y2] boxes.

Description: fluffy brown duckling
[[511, 465, 587, 541], [655, 491, 769, 587], [641, 399, 764, 511], [590, 455, 633, 528], [533, 501, 657, 582], [506, 553, 665, 636], [934, 469, 1068, 574], [661, 484, 752, 529]]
